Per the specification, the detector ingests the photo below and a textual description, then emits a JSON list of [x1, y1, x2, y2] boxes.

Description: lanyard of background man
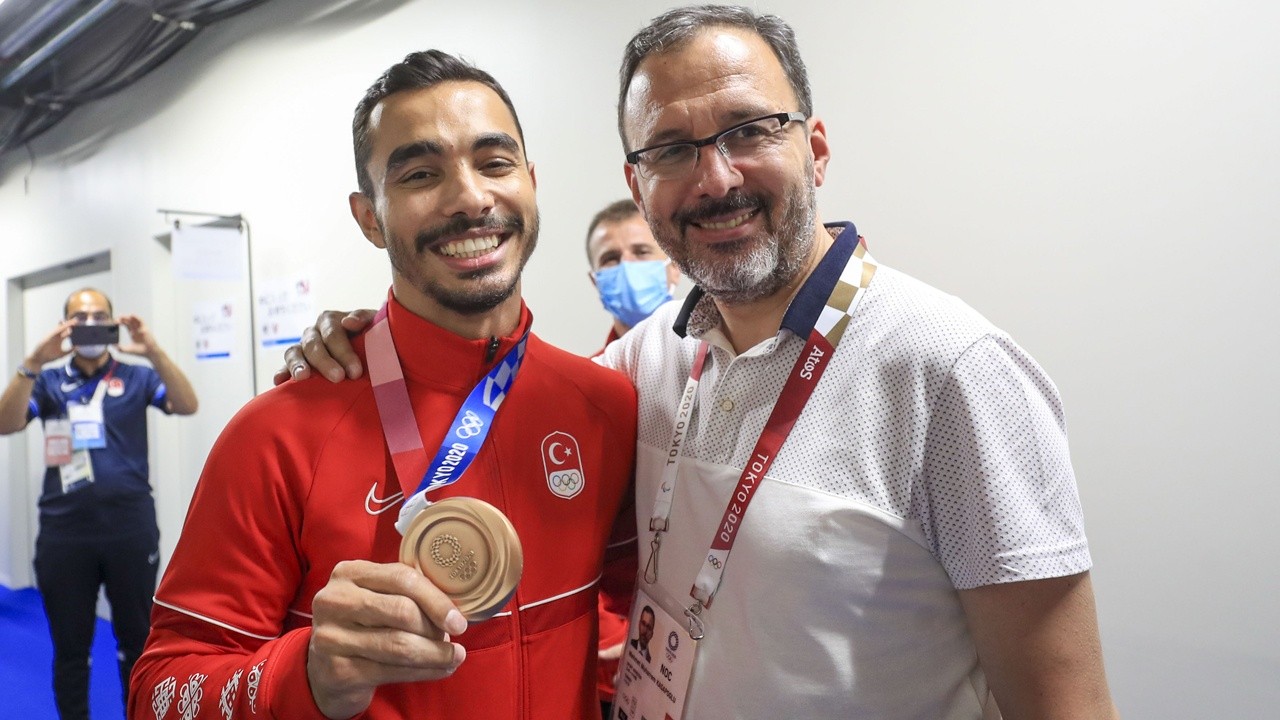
[[363, 303, 528, 535], [66, 359, 117, 449], [645, 237, 876, 638], [66, 359, 117, 406]]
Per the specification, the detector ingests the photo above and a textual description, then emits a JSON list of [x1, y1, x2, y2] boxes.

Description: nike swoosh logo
[[365, 484, 404, 515], [61, 382, 80, 392]]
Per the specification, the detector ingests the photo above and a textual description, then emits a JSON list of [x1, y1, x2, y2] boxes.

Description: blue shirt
[[28, 354, 170, 539]]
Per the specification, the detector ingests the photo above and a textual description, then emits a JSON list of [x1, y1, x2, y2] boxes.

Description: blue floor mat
[[0, 585, 125, 720]]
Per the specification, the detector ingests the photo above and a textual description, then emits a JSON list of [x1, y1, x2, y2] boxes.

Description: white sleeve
[[914, 333, 1092, 590]]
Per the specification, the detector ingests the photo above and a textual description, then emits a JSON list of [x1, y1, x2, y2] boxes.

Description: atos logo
[[541, 431, 585, 499]]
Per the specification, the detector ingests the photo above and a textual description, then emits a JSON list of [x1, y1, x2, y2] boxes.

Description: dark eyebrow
[[474, 132, 521, 156], [383, 132, 522, 181], [384, 140, 443, 177]]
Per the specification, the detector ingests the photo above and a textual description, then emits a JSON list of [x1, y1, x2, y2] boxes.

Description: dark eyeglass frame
[[625, 111, 808, 171]]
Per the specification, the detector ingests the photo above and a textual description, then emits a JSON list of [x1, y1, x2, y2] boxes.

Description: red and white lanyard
[[645, 241, 877, 634], [364, 303, 527, 534]]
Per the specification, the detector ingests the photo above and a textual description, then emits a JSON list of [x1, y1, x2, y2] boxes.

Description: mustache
[[673, 191, 762, 226], [415, 213, 524, 254]]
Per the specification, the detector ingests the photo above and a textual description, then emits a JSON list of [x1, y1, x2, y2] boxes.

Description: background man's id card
[[58, 449, 94, 494], [44, 419, 73, 466], [611, 587, 697, 720], [68, 402, 107, 450]]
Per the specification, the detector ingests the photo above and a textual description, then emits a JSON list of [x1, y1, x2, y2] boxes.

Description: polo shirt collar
[[673, 221, 860, 340], [63, 352, 115, 383]]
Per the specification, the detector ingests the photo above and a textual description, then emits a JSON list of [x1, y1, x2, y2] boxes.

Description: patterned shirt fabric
[[599, 222, 1091, 719], [130, 296, 638, 720], [593, 323, 636, 706], [28, 355, 168, 538]]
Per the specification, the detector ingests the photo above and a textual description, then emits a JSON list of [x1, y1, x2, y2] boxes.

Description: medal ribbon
[[364, 303, 528, 535], [651, 239, 877, 609]]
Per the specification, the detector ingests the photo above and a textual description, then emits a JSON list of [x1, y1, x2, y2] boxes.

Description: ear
[[587, 269, 598, 290], [528, 161, 537, 190], [665, 260, 682, 287], [807, 117, 831, 188], [349, 192, 385, 249], [624, 162, 647, 218]]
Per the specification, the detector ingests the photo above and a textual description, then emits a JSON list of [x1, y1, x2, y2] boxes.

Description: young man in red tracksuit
[[128, 50, 636, 720]]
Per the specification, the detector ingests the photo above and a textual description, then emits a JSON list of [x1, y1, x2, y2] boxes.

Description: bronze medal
[[399, 497, 523, 621]]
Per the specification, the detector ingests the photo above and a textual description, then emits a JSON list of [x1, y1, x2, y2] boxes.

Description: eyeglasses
[[626, 111, 807, 180]]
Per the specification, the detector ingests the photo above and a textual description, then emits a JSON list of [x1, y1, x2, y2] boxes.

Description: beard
[[654, 166, 817, 306], [385, 210, 540, 315]]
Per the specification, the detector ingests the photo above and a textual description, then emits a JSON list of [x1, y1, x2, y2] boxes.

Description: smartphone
[[70, 323, 120, 346]]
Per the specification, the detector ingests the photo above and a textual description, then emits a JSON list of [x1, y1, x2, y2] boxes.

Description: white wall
[[1, 0, 1275, 716]]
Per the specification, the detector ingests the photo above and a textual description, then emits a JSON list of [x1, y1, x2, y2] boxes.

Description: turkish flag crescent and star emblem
[[541, 431, 585, 499]]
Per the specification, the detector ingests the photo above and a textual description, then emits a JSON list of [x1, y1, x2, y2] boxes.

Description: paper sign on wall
[[172, 225, 245, 281], [192, 299, 236, 360], [257, 275, 315, 348]]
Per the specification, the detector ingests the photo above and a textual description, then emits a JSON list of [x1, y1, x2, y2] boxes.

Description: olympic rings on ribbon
[[455, 410, 485, 439]]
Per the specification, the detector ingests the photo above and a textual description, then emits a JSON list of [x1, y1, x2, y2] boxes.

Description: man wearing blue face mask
[[584, 200, 680, 718], [586, 199, 682, 349]]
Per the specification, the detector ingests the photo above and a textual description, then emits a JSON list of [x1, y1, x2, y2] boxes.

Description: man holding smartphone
[[0, 287, 198, 720]]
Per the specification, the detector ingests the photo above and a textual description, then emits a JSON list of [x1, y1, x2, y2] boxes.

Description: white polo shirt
[[599, 222, 1091, 719]]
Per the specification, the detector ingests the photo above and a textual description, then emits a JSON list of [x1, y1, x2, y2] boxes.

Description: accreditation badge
[[58, 449, 95, 494], [44, 419, 73, 467], [611, 587, 697, 720], [399, 497, 523, 622], [67, 402, 107, 450]]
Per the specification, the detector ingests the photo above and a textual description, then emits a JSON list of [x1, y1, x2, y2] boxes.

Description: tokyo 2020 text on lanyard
[[645, 239, 876, 639], [363, 304, 528, 534]]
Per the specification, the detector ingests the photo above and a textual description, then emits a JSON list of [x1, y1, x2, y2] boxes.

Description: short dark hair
[[352, 50, 527, 197], [584, 198, 641, 263], [63, 287, 112, 318], [617, 5, 813, 148]]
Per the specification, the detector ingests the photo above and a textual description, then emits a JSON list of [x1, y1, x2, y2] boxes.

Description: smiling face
[[350, 81, 539, 327], [622, 27, 829, 306]]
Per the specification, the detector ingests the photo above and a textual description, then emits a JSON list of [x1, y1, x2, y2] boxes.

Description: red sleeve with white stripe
[[129, 390, 333, 720]]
